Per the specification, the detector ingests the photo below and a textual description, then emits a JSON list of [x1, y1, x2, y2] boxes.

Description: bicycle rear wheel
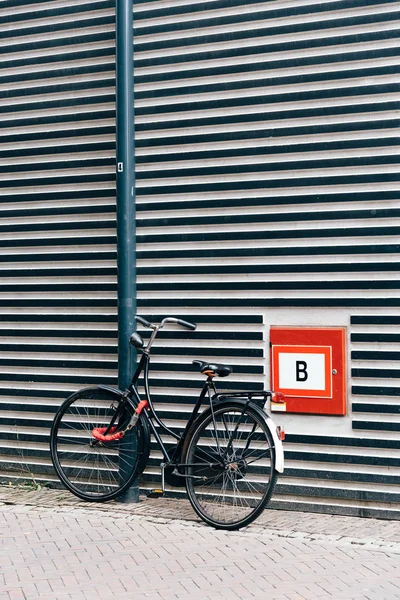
[[184, 402, 277, 530], [50, 387, 147, 502]]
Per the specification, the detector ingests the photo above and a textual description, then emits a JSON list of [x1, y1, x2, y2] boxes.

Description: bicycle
[[50, 316, 285, 530]]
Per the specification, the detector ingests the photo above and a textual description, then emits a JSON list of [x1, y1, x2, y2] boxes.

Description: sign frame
[[270, 327, 346, 415]]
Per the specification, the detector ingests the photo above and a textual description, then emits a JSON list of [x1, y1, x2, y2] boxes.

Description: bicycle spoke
[[185, 404, 277, 529], [51, 389, 141, 500]]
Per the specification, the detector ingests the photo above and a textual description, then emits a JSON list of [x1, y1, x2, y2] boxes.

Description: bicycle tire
[[50, 387, 149, 502], [183, 401, 277, 530]]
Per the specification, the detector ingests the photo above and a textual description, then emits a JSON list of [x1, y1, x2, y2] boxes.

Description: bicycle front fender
[[98, 384, 137, 408]]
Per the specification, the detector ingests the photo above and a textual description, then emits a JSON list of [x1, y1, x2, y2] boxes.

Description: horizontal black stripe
[[0, 204, 116, 225], [138, 173, 399, 197], [134, 191, 398, 214], [0, 109, 114, 131], [351, 315, 400, 325], [138, 207, 399, 228], [141, 262, 399, 274], [138, 225, 400, 244], [2, 262, 400, 277], [0, 313, 261, 324], [352, 333, 400, 343], [0, 77, 114, 102], [0, 314, 117, 322], [352, 368, 400, 378], [0, 163, 114, 181], [285, 433, 400, 449], [136, 153, 400, 179], [276, 483, 400, 503], [0, 343, 117, 354], [0, 125, 115, 145], [352, 403, 400, 413], [138, 281, 400, 291], [3, 207, 399, 234], [285, 450, 400, 467], [0, 188, 114, 206], [0, 243, 397, 263], [1, 189, 396, 213], [0, 299, 117, 307], [136, 136, 399, 166], [0, 373, 117, 386], [0, 329, 261, 340], [352, 385, 400, 396], [0, 344, 262, 358], [0, 358, 261, 375], [0, 374, 263, 391], [0, 48, 115, 75], [285, 467, 399, 485], [0, 358, 117, 370], [136, 298, 400, 308], [352, 351, 400, 361], [2, 281, 400, 292], [135, 243, 400, 261], [0, 328, 117, 338], [0, 236, 115, 248], [0, 220, 114, 233], [353, 420, 400, 431], [0, 142, 115, 161]]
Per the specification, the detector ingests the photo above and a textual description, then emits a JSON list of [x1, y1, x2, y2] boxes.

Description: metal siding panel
[[132, 0, 399, 516], [0, 0, 399, 518], [0, 0, 118, 486]]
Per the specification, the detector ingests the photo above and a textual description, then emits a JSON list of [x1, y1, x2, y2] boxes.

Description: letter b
[[296, 361, 308, 382]]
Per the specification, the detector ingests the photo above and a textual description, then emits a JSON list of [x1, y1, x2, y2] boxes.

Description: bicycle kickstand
[[147, 462, 166, 498]]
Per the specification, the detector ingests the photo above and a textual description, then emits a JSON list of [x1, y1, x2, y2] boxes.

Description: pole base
[[116, 481, 140, 503]]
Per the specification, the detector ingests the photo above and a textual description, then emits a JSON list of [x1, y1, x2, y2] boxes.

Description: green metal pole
[[115, 0, 138, 502]]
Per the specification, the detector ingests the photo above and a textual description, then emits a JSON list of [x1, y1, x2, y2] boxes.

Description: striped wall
[[0, 0, 399, 518]]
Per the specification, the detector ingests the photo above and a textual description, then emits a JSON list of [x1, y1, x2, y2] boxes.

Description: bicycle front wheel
[[184, 402, 277, 530], [50, 387, 147, 502]]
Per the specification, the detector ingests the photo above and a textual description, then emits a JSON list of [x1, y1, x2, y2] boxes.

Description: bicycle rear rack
[[212, 390, 272, 408]]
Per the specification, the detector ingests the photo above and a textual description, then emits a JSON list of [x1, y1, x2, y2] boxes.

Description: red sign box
[[270, 327, 346, 415]]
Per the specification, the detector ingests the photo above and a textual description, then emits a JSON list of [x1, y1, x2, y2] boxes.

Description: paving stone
[[0, 486, 400, 600]]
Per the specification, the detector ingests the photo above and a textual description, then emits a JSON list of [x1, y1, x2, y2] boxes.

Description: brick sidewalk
[[1, 485, 399, 550], [1, 485, 400, 600]]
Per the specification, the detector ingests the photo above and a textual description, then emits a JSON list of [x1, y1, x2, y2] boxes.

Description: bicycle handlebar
[[173, 318, 197, 331], [135, 315, 197, 331], [135, 316, 154, 329]]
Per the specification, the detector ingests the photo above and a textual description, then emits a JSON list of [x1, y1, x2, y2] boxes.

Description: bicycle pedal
[[147, 489, 165, 498]]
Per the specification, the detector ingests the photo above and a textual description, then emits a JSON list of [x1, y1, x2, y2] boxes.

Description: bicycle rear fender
[[203, 398, 284, 474]]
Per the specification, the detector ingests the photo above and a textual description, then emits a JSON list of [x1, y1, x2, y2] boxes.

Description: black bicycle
[[50, 316, 285, 530]]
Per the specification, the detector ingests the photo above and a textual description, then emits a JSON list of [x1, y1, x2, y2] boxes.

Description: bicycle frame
[[126, 351, 215, 466]]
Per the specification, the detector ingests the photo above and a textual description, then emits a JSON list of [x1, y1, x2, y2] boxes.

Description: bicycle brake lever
[[135, 315, 155, 329]]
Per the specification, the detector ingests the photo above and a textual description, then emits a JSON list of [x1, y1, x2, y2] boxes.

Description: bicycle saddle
[[192, 360, 232, 378]]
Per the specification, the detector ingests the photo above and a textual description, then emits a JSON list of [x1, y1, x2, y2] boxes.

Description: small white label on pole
[[117, 162, 124, 172]]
